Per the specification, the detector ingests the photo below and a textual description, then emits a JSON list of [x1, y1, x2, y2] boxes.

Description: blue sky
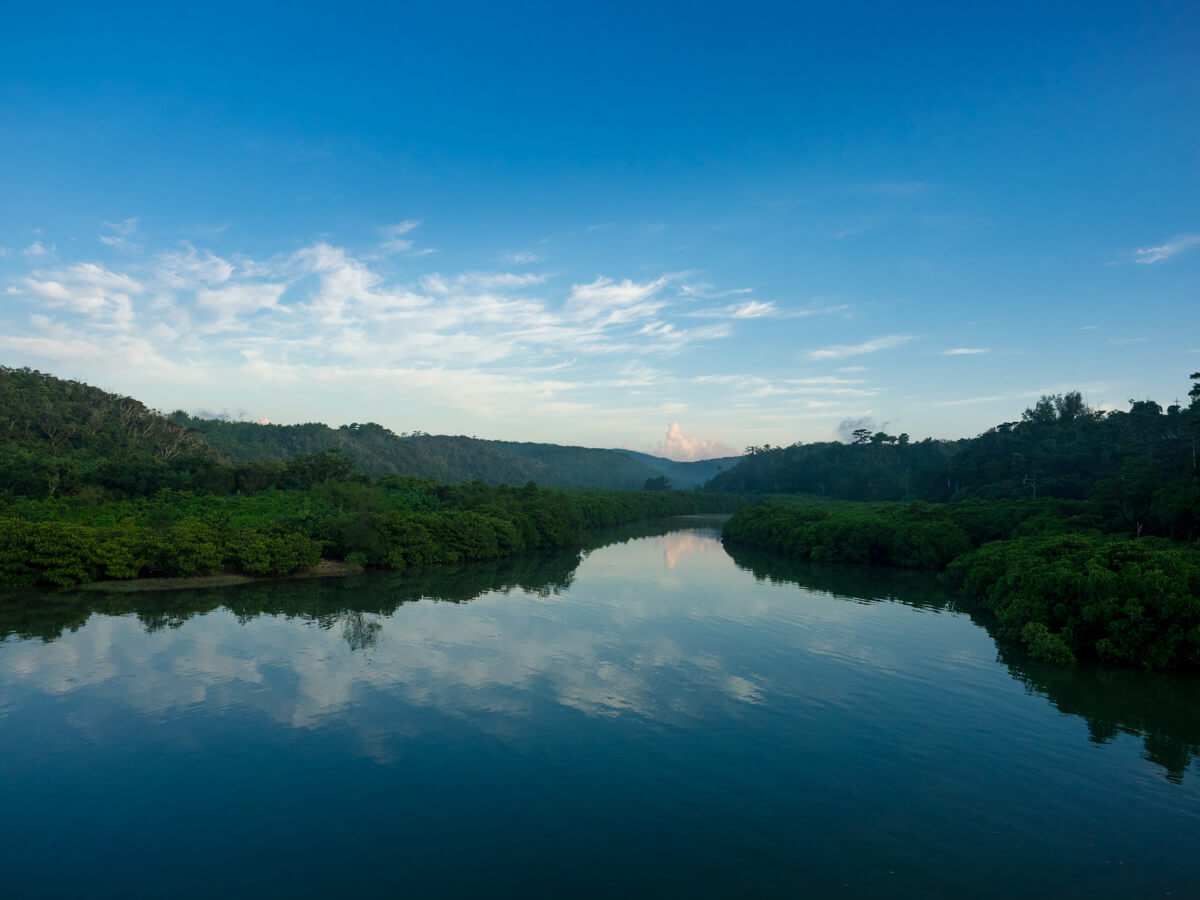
[[2, 1, 1197, 458]]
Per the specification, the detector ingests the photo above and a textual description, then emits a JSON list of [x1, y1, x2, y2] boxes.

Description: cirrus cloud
[[806, 334, 914, 360]]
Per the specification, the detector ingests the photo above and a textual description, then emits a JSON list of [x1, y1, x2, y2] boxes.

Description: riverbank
[[75, 559, 366, 593], [722, 498, 1200, 671], [1, 484, 743, 589]]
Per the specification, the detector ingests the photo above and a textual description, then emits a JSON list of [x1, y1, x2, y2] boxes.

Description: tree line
[[709, 375, 1200, 542]]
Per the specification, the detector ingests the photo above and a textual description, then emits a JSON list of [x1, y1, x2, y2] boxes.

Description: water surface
[[1, 517, 1197, 898]]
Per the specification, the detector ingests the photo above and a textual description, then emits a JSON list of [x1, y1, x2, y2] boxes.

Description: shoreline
[[74, 559, 366, 593]]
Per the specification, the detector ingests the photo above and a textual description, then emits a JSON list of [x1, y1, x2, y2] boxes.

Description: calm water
[[1, 516, 1198, 898]]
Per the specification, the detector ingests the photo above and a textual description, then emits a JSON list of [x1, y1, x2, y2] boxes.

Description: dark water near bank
[[1, 516, 1197, 898]]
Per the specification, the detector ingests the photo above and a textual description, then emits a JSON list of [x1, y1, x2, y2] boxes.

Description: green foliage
[[723, 496, 1200, 671], [944, 535, 1200, 671], [722, 500, 971, 569], [1, 367, 724, 501], [0, 480, 739, 587], [169, 411, 701, 490], [706, 378, 1200, 542], [1020, 622, 1078, 666]]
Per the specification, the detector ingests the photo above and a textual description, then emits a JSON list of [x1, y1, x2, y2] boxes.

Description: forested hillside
[[0, 367, 731, 494], [170, 414, 702, 489], [0, 366, 742, 588], [707, 378, 1200, 541], [614, 449, 741, 489], [0, 366, 225, 498]]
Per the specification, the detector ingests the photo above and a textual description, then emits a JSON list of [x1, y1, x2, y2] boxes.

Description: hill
[[0, 366, 222, 497], [171, 417, 700, 489], [0, 367, 730, 495], [704, 378, 1200, 540], [614, 449, 741, 489]]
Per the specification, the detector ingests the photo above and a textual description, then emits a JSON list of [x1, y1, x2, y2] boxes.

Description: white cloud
[[1132, 234, 1200, 265], [806, 334, 914, 360], [689, 301, 847, 320], [0, 228, 769, 439], [380, 220, 421, 254], [431, 271, 548, 291], [941, 347, 989, 355], [57, 262, 144, 293], [23, 279, 73, 301], [195, 283, 289, 329], [23, 242, 48, 257], [155, 245, 234, 287], [11, 263, 144, 328], [565, 275, 667, 322], [652, 423, 735, 461], [691, 300, 778, 319], [99, 217, 140, 250], [292, 242, 428, 323], [505, 252, 542, 264]]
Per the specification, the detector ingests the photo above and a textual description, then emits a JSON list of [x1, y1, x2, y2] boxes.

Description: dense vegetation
[[943, 535, 1200, 670], [723, 498, 1200, 671], [720, 374, 1200, 671], [0, 476, 740, 588], [0, 366, 724, 495], [6, 365, 1200, 672], [722, 498, 1102, 569], [709, 380, 1200, 542], [168, 412, 718, 489], [0, 367, 741, 587]]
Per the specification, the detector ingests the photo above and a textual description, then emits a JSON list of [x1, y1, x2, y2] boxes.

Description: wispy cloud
[[5, 223, 927, 446], [99, 217, 140, 250], [1, 230, 746, 421], [688, 301, 847, 320], [941, 347, 989, 355], [196, 283, 289, 331], [935, 391, 1048, 407], [380, 220, 422, 254], [688, 300, 778, 319], [424, 271, 548, 293], [934, 383, 1108, 408], [565, 275, 668, 323], [833, 216, 887, 239], [1132, 234, 1200, 265], [806, 334, 914, 360]]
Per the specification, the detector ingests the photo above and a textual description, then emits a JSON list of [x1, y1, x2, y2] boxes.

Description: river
[[1, 515, 1197, 897]]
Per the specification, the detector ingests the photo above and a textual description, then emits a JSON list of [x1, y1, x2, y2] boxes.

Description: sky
[[1, 1, 1197, 459]]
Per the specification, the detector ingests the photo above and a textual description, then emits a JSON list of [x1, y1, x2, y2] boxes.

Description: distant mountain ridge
[[613, 449, 741, 489], [173, 415, 739, 489], [0, 366, 740, 493]]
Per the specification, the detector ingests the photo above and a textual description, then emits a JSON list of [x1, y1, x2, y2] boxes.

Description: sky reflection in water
[[1, 518, 1197, 898]]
